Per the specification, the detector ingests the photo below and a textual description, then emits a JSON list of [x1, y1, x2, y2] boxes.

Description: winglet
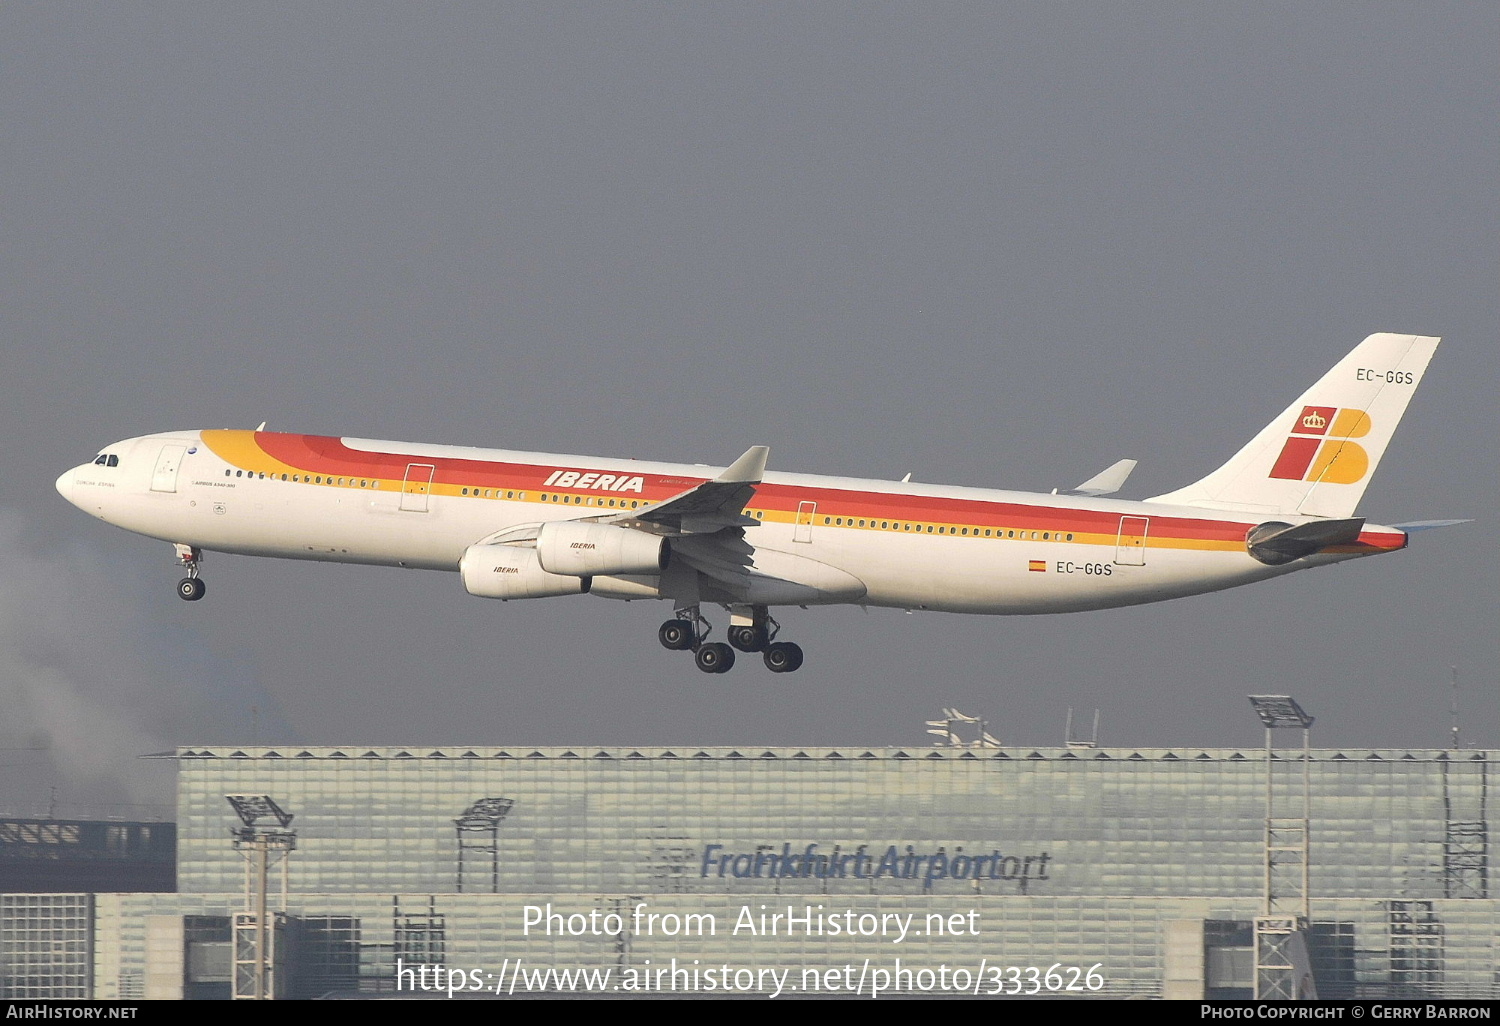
[[1066, 459, 1137, 497], [717, 446, 769, 484]]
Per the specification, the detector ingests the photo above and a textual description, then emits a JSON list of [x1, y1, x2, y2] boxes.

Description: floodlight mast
[[455, 797, 515, 893], [1246, 697, 1316, 1001], [225, 795, 297, 1000]]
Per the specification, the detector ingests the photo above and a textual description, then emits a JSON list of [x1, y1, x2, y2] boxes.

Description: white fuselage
[[56, 430, 1404, 616]]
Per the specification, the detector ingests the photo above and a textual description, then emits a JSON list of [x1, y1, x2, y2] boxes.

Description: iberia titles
[[541, 469, 647, 493]]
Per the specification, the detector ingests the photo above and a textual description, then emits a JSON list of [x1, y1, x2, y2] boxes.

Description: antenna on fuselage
[[255, 422, 268, 432]]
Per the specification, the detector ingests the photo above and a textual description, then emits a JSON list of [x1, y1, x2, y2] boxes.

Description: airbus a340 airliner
[[58, 333, 1454, 674]]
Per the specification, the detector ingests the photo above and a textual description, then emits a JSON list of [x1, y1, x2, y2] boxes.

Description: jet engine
[[535, 520, 669, 577], [460, 544, 591, 600]]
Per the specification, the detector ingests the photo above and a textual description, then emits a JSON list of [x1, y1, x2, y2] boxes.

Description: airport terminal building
[[2, 740, 1495, 999]]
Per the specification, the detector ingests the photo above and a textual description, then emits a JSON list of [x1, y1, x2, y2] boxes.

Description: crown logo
[[1301, 411, 1326, 430]]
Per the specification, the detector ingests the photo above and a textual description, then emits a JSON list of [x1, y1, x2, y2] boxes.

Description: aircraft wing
[[599, 446, 769, 592], [1061, 459, 1137, 497], [602, 446, 767, 535]]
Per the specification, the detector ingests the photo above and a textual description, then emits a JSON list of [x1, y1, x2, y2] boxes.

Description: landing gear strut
[[659, 605, 803, 673], [730, 607, 803, 673], [174, 544, 205, 601], [658, 607, 735, 674]]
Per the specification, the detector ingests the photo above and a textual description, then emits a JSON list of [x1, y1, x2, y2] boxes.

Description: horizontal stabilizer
[[1064, 459, 1137, 497], [1246, 517, 1365, 566], [1389, 519, 1472, 533]]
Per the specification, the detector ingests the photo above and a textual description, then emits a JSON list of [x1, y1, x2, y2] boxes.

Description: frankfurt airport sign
[[700, 843, 1053, 887]]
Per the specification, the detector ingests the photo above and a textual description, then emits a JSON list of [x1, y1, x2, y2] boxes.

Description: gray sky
[[2, 4, 1495, 812]]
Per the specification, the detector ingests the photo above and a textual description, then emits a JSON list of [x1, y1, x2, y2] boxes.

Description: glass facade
[[4, 745, 1493, 998], [0, 894, 92, 999], [175, 746, 1492, 903]]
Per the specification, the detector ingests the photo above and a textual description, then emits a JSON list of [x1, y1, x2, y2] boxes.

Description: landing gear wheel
[[695, 642, 735, 674], [763, 641, 803, 673], [177, 577, 206, 601], [658, 619, 695, 651], [727, 625, 767, 652]]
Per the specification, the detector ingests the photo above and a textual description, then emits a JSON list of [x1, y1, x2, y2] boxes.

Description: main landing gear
[[174, 544, 205, 601], [657, 605, 803, 673]]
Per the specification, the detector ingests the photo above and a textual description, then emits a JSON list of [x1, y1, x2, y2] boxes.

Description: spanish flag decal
[[1028, 560, 1047, 573]]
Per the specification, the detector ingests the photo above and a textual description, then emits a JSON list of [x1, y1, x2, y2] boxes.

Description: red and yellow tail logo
[[1268, 406, 1371, 483]]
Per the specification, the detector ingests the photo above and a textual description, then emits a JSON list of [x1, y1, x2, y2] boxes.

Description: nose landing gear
[[174, 544, 205, 601]]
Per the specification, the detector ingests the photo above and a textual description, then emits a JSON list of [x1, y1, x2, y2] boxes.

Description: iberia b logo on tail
[[1268, 406, 1371, 484]]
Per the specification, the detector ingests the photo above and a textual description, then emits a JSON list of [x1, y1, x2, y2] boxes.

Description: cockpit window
[[107, 455, 119, 467], [92, 455, 120, 467]]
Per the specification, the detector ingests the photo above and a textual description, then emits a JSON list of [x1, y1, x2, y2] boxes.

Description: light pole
[[226, 795, 296, 1000], [455, 797, 514, 893], [1246, 696, 1316, 1001]]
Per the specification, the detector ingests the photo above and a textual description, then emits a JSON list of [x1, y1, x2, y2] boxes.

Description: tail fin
[[1146, 333, 1439, 518]]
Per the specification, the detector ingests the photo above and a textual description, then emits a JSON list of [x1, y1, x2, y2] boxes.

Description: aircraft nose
[[56, 468, 77, 505]]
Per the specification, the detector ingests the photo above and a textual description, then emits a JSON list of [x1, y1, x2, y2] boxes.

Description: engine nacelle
[[589, 574, 664, 600], [536, 521, 668, 577], [460, 544, 590, 600]]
